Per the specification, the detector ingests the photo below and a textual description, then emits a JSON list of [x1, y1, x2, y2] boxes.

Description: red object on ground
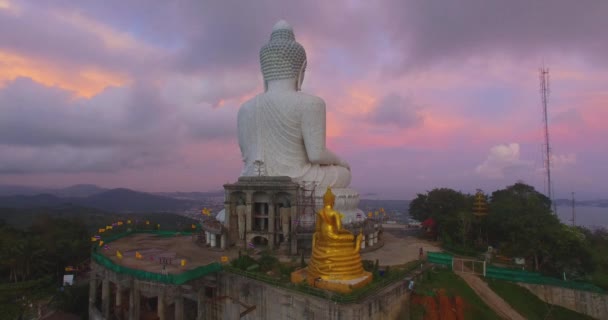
[[411, 290, 465, 320], [421, 218, 436, 228]]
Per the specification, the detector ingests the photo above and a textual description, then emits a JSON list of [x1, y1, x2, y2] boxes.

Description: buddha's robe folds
[[238, 93, 351, 189], [307, 205, 366, 281]]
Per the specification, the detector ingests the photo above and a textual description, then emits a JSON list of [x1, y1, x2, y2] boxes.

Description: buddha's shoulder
[[297, 92, 326, 106]]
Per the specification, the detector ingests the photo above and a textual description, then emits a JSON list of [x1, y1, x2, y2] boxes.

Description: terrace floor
[[100, 233, 238, 274]]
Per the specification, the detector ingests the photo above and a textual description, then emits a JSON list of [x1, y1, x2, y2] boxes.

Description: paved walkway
[[361, 230, 441, 265], [458, 272, 526, 320]]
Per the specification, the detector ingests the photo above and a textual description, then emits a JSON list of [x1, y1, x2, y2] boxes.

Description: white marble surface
[[237, 20, 362, 221]]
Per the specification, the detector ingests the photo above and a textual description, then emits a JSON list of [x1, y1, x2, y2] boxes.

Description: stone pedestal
[[291, 268, 373, 294]]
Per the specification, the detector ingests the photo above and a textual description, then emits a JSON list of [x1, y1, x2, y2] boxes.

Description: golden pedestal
[[291, 268, 373, 294]]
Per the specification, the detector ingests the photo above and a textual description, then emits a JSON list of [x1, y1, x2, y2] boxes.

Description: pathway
[[457, 272, 526, 320]]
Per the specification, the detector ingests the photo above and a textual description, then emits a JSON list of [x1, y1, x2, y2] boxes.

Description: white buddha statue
[[237, 20, 363, 222]]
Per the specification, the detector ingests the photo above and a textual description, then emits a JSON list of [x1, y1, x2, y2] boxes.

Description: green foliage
[[409, 188, 474, 244], [486, 278, 594, 320], [487, 183, 592, 275], [362, 260, 375, 272], [257, 252, 279, 272], [230, 255, 258, 271], [52, 284, 90, 318]]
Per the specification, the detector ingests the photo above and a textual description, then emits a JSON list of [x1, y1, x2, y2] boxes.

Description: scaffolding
[[294, 181, 318, 233]]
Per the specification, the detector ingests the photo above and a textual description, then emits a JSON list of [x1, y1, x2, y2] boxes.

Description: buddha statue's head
[[260, 20, 307, 92], [323, 187, 336, 208]]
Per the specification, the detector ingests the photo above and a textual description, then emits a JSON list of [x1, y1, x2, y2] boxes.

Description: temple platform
[[99, 233, 236, 274]]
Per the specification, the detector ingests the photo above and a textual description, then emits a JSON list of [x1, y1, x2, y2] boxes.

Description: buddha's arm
[[302, 100, 349, 168], [324, 225, 354, 241]]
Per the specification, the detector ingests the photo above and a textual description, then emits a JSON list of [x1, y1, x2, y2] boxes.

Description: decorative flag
[[103, 244, 109, 250], [191, 224, 196, 229], [135, 251, 143, 259], [94, 235, 101, 239], [146, 220, 150, 225], [202, 208, 211, 216], [99, 228, 105, 233], [181, 259, 187, 267], [157, 223, 160, 229], [116, 250, 123, 259], [112, 222, 117, 227], [64, 266, 74, 272], [368, 212, 372, 218], [99, 241, 104, 247], [220, 256, 229, 263], [247, 242, 255, 249], [127, 220, 131, 224], [91, 237, 98, 242], [117, 221, 123, 226], [375, 211, 379, 216], [106, 225, 112, 230]]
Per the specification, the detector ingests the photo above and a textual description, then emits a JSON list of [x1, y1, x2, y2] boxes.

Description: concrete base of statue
[[290, 268, 373, 294]]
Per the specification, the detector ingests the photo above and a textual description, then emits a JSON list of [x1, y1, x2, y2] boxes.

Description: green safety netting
[[485, 266, 604, 293], [426, 252, 604, 293], [427, 252, 453, 266], [92, 230, 221, 285]]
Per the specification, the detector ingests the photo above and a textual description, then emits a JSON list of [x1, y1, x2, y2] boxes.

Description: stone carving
[[237, 20, 363, 222]]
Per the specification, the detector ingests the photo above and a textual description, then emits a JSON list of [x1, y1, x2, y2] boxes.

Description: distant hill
[[52, 184, 108, 197], [0, 188, 198, 213], [0, 184, 107, 197], [0, 205, 198, 231], [154, 190, 225, 201]]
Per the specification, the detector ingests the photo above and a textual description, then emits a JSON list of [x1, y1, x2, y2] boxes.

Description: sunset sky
[[0, 0, 606, 200]]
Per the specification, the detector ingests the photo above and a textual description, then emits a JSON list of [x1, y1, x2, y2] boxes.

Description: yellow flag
[[116, 250, 123, 259], [91, 237, 98, 242], [146, 220, 150, 225], [127, 219, 131, 224], [368, 212, 372, 218], [106, 225, 112, 230], [220, 256, 229, 263], [181, 259, 187, 267], [202, 208, 211, 216], [99, 228, 105, 233], [135, 251, 143, 259], [191, 224, 196, 229], [157, 223, 160, 229], [99, 240, 104, 247], [117, 221, 123, 226]]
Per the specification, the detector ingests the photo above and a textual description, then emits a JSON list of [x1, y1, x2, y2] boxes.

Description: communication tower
[[539, 67, 557, 214]]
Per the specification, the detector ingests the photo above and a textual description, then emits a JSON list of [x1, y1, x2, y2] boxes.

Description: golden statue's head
[[323, 187, 335, 207]]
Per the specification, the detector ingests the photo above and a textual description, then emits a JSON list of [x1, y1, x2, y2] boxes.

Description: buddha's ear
[[296, 60, 307, 91]]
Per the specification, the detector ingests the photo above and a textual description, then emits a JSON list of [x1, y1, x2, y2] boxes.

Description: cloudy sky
[[0, 0, 606, 200]]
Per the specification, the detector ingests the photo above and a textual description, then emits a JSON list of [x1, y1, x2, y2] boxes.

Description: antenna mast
[[539, 67, 556, 214]]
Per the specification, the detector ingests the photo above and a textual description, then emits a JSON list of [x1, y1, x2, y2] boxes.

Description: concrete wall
[[218, 272, 414, 320], [518, 283, 608, 320]]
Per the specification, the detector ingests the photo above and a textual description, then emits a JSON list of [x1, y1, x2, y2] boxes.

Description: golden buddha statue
[[307, 187, 367, 281]]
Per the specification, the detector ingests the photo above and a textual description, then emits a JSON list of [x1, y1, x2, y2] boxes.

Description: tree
[[486, 182, 592, 274], [409, 188, 474, 245]]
